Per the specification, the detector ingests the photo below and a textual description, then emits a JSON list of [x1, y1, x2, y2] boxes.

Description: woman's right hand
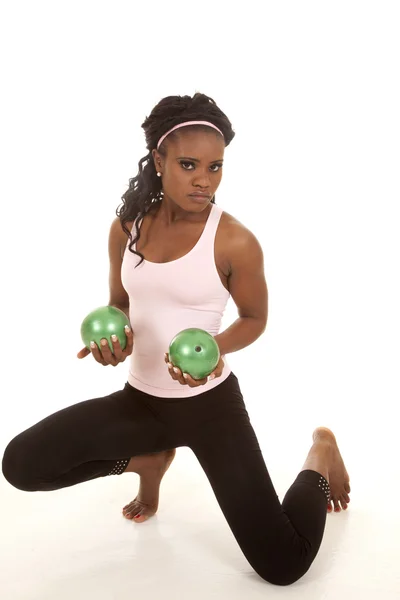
[[77, 326, 134, 366]]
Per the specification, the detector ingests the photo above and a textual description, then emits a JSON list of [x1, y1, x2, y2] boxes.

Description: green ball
[[169, 328, 220, 380], [81, 306, 130, 353]]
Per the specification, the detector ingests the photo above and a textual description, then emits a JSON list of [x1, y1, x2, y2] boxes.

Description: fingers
[[87, 326, 133, 367], [165, 355, 208, 387], [77, 347, 90, 359], [88, 327, 133, 367], [89, 341, 108, 366], [122, 326, 134, 357], [166, 361, 186, 385], [104, 327, 133, 363], [89, 340, 116, 366], [99, 339, 119, 366], [109, 335, 124, 362]]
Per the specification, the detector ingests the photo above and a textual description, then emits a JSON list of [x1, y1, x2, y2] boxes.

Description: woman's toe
[[133, 512, 148, 523]]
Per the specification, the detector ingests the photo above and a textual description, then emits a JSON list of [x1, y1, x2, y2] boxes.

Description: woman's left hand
[[164, 353, 225, 387]]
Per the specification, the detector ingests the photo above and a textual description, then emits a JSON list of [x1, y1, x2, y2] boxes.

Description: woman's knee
[[255, 565, 307, 587], [252, 549, 312, 586], [2, 434, 38, 491]]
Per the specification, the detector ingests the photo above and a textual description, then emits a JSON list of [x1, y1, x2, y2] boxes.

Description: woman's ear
[[151, 149, 162, 173]]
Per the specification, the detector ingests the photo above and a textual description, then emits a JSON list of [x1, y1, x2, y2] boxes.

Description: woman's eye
[[180, 162, 222, 172]]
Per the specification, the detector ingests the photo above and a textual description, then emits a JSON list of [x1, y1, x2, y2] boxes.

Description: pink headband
[[156, 120, 224, 150]]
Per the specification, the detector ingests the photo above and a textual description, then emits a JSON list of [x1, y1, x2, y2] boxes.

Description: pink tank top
[[121, 203, 232, 397]]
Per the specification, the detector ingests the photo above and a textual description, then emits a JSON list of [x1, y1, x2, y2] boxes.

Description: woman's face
[[153, 130, 225, 211]]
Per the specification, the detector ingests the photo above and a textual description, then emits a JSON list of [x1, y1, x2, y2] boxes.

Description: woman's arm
[[214, 226, 268, 356], [108, 217, 131, 318]]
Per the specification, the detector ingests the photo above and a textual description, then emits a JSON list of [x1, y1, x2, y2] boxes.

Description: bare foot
[[122, 449, 176, 523], [313, 427, 351, 513]]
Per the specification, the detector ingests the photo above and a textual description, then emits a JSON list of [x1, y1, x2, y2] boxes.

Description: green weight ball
[[169, 328, 220, 380], [81, 306, 130, 353]]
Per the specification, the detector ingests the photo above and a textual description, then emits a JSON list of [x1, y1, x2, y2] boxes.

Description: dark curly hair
[[116, 92, 236, 267]]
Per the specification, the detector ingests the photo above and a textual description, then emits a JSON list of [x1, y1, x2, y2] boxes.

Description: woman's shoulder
[[109, 217, 135, 260], [219, 209, 258, 248], [110, 216, 134, 239], [218, 209, 265, 279]]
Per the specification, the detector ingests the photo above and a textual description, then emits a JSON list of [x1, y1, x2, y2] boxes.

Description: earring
[[157, 172, 162, 177]]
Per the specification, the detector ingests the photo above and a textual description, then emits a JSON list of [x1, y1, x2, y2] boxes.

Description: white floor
[[1, 414, 399, 599]]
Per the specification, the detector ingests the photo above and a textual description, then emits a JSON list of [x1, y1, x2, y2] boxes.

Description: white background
[[0, 2, 399, 599]]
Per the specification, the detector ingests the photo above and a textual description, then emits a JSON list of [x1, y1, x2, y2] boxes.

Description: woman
[[2, 93, 350, 586]]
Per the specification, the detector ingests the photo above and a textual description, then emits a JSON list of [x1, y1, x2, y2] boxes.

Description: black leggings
[[2, 372, 330, 586]]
